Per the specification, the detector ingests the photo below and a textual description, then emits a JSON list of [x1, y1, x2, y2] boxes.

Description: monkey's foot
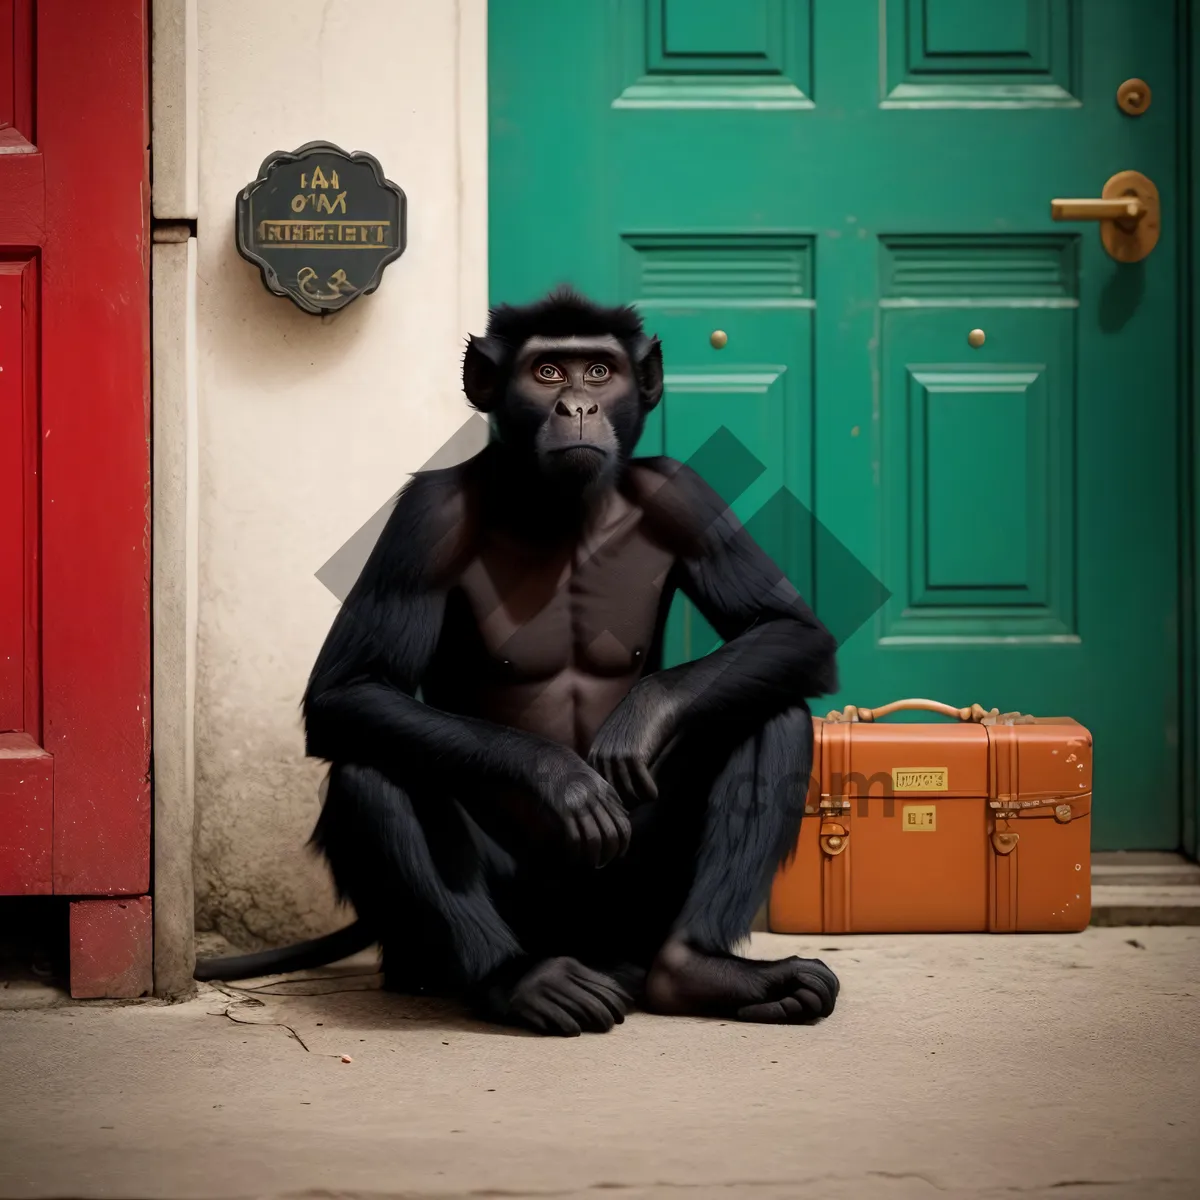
[[478, 956, 634, 1037], [644, 939, 838, 1024]]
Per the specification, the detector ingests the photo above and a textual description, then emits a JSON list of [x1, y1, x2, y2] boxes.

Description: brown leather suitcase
[[768, 699, 1093, 934]]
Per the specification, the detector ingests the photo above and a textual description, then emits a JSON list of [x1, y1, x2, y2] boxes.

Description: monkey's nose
[[554, 400, 600, 417]]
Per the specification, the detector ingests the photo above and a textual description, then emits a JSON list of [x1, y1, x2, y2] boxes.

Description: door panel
[[879, 265, 1078, 640], [624, 233, 815, 661], [613, 0, 814, 109], [882, 0, 1080, 107], [490, 0, 1181, 849], [0, 266, 27, 733], [0, 259, 38, 744], [0, 0, 151, 896]]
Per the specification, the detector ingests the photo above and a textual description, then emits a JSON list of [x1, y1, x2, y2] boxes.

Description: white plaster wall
[[193, 0, 488, 947]]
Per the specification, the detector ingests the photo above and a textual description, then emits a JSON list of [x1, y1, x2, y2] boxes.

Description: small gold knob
[[710, 330, 728, 349], [1117, 78, 1151, 116], [967, 328, 985, 348]]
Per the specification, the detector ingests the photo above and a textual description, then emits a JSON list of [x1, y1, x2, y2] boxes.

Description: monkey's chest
[[455, 523, 675, 681]]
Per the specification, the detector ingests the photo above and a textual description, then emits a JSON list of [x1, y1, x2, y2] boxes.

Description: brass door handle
[[1050, 169, 1160, 262], [1050, 197, 1144, 222]]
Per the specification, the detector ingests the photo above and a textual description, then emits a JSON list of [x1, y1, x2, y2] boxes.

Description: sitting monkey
[[197, 288, 840, 1035]]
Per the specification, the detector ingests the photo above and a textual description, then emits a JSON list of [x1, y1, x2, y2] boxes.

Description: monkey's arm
[[601, 461, 838, 760], [302, 472, 565, 791]]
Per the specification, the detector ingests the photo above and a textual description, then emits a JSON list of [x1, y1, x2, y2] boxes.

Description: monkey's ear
[[632, 335, 664, 410], [462, 335, 506, 412]]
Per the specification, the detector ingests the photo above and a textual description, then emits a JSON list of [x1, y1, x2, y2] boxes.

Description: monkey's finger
[[570, 961, 635, 999], [619, 760, 652, 811], [769, 995, 808, 1022], [609, 763, 638, 811], [589, 803, 622, 868], [791, 973, 834, 1016], [561, 812, 584, 856], [557, 986, 617, 1032], [571, 970, 633, 1018], [591, 753, 615, 786], [779, 995, 807, 1020], [794, 988, 827, 1019], [517, 1007, 553, 1036], [736, 996, 812, 1024], [597, 774, 629, 820], [800, 958, 841, 1002], [631, 759, 659, 805], [574, 811, 604, 868], [531, 999, 582, 1037], [595, 784, 631, 852], [596, 759, 625, 804], [595, 790, 631, 858], [612, 807, 632, 858]]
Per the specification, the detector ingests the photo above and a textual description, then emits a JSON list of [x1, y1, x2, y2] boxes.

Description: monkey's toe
[[736, 957, 839, 1023], [506, 956, 632, 1036]]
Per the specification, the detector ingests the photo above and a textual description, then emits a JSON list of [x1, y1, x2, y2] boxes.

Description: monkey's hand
[[587, 685, 671, 809], [528, 748, 632, 868]]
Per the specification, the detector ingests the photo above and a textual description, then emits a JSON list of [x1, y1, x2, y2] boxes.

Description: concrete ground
[[1, 929, 1197, 1200]]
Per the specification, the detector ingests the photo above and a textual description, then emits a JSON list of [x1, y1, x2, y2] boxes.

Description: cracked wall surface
[[192, 0, 488, 946]]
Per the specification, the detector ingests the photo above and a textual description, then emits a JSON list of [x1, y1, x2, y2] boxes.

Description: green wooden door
[[489, 0, 1183, 851]]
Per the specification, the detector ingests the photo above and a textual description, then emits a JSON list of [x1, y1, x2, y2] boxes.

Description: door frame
[[1182, 0, 1199, 861]]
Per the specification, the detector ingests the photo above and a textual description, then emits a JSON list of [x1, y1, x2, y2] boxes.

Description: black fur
[[483, 285, 646, 349]]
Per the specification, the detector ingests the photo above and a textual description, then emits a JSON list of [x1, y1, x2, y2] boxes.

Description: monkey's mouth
[[551, 443, 610, 457], [545, 442, 614, 485]]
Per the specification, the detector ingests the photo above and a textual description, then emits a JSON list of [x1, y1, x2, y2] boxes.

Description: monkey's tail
[[193, 919, 376, 982]]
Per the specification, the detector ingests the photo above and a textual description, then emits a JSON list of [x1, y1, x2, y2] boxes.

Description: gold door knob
[[1050, 169, 1160, 262], [1116, 78, 1151, 116], [710, 329, 728, 349]]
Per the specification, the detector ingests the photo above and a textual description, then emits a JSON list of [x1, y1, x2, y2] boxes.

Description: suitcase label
[[902, 804, 938, 831], [892, 767, 948, 791]]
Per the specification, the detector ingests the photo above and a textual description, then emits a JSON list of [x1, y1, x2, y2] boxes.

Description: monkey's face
[[504, 335, 644, 488]]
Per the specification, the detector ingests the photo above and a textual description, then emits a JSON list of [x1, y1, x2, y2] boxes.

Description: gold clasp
[[820, 821, 849, 857], [991, 830, 1019, 855]]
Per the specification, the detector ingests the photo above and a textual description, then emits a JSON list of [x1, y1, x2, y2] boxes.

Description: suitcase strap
[[988, 724, 1021, 931]]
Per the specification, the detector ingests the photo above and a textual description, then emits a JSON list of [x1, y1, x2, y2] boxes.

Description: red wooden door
[[0, 1, 151, 995]]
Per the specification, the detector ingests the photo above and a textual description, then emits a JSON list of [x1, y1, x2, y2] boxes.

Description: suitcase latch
[[807, 797, 850, 815], [989, 800, 1077, 823], [820, 821, 849, 856], [991, 830, 1019, 855]]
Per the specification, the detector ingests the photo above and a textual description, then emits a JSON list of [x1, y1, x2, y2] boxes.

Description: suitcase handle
[[824, 698, 1033, 724]]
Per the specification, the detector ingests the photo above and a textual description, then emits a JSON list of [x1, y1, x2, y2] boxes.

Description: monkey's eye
[[535, 363, 565, 382], [585, 363, 610, 381]]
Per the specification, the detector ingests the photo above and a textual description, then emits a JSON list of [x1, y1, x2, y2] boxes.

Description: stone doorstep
[[1092, 866, 1200, 886], [1089, 888, 1200, 926], [1089, 852, 1200, 924]]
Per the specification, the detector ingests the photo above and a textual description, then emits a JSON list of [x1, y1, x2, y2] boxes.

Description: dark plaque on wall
[[235, 141, 407, 315]]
